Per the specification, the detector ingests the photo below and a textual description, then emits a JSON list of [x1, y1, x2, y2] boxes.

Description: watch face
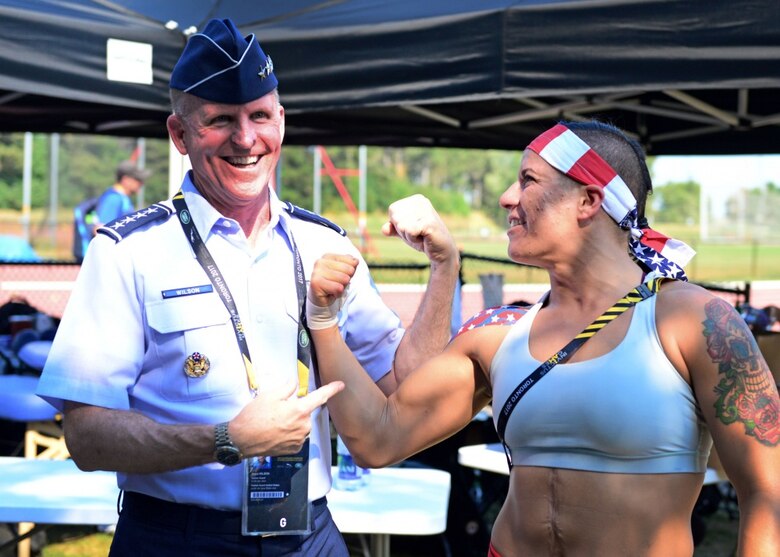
[[216, 447, 242, 466]]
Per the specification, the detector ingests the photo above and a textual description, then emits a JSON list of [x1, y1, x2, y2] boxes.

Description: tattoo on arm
[[703, 298, 780, 446]]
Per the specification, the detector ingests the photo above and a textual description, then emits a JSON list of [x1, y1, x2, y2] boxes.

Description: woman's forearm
[[311, 326, 402, 466]]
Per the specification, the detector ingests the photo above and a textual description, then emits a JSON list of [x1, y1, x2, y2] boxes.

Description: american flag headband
[[527, 124, 695, 280]]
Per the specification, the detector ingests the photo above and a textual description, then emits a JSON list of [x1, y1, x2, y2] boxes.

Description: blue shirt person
[[72, 161, 150, 262], [95, 160, 150, 226], [37, 17, 459, 557]]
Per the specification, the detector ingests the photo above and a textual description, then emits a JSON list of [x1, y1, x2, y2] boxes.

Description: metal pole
[[49, 133, 60, 245], [358, 145, 367, 251], [136, 137, 146, 207], [751, 240, 759, 279], [737, 189, 746, 240], [699, 183, 708, 242], [22, 132, 33, 244], [313, 146, 322, 213], [168, 138, 191, 198]]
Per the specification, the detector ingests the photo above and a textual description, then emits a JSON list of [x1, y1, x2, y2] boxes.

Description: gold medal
[[184, 352, 210, 378]]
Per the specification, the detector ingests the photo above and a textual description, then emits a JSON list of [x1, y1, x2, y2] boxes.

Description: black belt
[[120, 491, 327, 535]]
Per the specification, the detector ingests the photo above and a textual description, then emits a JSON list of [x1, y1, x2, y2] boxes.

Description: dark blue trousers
[[108, 492, 348, 557]]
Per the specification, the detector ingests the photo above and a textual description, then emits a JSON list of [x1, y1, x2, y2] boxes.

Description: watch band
[[214, 421, 242, 465], [215, 421, 233, 446]]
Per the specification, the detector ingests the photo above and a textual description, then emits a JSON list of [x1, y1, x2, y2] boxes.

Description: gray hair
[[169, 88, 282, 118]]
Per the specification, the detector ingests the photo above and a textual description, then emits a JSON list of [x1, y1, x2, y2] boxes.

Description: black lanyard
[[496, 276, 664, 469], [172, 191, 312, 394]]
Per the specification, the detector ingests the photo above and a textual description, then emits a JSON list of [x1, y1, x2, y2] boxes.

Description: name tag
[[161, 284, 214, 299]]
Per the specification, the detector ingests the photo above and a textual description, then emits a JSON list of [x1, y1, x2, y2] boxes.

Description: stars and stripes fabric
[[630, 227, 694, 283], [528, 124, 636, 229], [454, 305, 531, 338], [527, 124, 695, 280]]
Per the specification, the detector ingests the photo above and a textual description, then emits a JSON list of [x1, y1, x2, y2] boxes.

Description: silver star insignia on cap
[[258, 55, 274, 80]]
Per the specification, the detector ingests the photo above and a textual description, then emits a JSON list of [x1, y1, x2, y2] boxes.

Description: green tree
[[57, 135, 172, 208], [280, 146, 472, 216], [277, 146, 314, 207], [479, 150, 521, 223], [368, 146, 517, 222], [0, 133, 49, 211], [0, 134, 27, 209], [648, 180, 699, 224], [1, 132, 520, 228]]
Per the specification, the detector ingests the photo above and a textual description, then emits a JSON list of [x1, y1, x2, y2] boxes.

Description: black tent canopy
[[0, 0, 182, 137], [1, 0, 779, 154]]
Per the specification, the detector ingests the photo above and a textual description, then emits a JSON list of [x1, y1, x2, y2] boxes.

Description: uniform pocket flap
[[146, 293, 230, 333]]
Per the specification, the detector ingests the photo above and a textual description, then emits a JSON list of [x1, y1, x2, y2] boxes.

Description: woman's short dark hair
[[562, 120, 653, 220]]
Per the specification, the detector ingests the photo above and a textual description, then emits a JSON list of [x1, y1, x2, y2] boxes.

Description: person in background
[[72, 160, 151, 262], [37, 17, 459, 557], [307, 120, 780, 556], [95, 160, 150, 226]]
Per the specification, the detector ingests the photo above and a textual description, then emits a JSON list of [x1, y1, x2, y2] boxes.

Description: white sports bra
[[490, 295, 712, 474]]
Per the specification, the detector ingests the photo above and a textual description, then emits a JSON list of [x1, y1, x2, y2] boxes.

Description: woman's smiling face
[[499, 150, 578, 265]]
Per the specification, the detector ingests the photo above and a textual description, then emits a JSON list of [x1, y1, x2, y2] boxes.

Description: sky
[[651, 155, 779, 194]]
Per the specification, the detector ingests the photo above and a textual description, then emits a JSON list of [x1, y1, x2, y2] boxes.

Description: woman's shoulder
[[656, 279, 724, 315]]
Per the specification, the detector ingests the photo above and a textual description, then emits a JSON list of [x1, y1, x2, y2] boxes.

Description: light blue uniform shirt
[[38, 174, 404, 509]]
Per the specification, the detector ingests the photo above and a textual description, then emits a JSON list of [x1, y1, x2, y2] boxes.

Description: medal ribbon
[[172, 191, 312, 395], [527, 124, 695, 280], [495, 276, 665, 469]]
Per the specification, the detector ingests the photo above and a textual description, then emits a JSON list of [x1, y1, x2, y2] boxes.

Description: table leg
[[17, 522, 31, 557], [16, 420, 68, 557], [370, 533, 390, 557], [0, 523, 49, 556]]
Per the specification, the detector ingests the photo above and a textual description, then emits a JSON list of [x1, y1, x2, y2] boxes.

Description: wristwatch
[[214, 422, 243, 466]]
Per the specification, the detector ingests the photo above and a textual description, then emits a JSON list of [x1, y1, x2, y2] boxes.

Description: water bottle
[[334, 435, 363, 491]]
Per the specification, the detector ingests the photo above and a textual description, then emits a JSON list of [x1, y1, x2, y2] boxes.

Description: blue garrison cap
[[169, 18, 277, 104]]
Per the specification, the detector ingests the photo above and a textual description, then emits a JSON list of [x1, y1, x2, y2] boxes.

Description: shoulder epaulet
[[282, 201, 347, 237], [454, 305, 531, 339], [96, 202, 175, 242]]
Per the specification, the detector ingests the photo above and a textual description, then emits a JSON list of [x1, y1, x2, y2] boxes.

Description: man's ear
[[579, 184, 605, 220], [167, 114, 188, 155], [278, 104, 285, 143]]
